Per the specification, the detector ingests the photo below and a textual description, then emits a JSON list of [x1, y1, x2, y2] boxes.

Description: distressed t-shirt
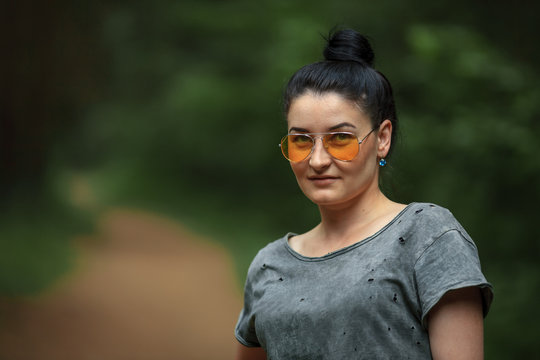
[[235, 203, 493, 360]]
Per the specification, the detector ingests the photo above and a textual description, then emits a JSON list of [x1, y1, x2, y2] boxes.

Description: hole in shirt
[[399, 237, 405, 244], [415, 209, 423, 214]]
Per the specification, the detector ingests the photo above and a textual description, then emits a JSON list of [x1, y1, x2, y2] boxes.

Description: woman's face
[[286, 91, 390, 208]]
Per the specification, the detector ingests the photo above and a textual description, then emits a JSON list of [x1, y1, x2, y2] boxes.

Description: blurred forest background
[[1, 0, 539, 358]]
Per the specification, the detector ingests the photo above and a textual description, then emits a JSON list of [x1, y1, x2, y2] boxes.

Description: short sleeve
[[414, 229, 493, 328], [235, 267, 261, 347]]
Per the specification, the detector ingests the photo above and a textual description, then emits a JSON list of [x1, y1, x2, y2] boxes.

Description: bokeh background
[[1, 0, 539, 358]]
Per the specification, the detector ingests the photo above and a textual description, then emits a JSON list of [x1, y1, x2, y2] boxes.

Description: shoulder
[[406, 202, 455, 222], [256, 233, 292, 259], [396, 203, 476, 254], [402, 202, 466, 235], [246, 234, 291, 276]]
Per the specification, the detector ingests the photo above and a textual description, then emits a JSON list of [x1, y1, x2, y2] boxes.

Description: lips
[[308, 175, 339, 185], [308, 175, 338, 180]]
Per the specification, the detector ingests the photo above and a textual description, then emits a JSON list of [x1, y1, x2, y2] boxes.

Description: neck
[[316, 185, 395, 244]]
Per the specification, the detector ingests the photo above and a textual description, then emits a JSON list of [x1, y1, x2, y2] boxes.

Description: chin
[[303, 186, 364, 207], [306, 192, 346, 206]]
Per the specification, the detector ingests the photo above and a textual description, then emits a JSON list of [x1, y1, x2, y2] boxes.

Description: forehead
[[287, 91, 370, 131]]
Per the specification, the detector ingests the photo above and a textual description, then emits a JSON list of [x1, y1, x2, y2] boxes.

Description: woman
[[235, 29, 493, 360]]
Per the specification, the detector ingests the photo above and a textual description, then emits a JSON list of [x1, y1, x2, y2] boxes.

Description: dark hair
[[283, 29, 398, 157]]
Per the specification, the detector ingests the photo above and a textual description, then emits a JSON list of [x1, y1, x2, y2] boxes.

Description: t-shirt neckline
[[284, 202, 417, 261]]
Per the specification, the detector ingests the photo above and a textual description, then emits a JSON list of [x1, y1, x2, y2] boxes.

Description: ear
[[376, 119, 392, 158]]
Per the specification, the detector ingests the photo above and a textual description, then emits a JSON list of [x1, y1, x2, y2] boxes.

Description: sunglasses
[[279, 128, 376, 162]]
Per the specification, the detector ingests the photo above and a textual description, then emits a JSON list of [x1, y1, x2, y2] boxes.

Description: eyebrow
[[329, 122, 357, 131], [288, 122, 357, 133]]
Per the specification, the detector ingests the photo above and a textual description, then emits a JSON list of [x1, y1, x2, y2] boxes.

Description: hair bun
[[323, 29, 374, 67]]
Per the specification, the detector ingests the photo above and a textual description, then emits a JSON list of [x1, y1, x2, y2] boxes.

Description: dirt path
[[0, 209, 243, 360]]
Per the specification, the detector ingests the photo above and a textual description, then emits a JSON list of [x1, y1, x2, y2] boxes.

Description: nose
[[309, 137, 332, 170]]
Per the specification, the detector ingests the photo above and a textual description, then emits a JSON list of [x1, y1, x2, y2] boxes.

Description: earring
[[379, 158, 387, 167]]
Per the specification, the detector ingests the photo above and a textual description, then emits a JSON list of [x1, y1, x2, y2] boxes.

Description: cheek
[[290, 163, 305, 178], [354, 143, 378, 168], [343, 154, 378, 180], [290, 163, 312, 191]]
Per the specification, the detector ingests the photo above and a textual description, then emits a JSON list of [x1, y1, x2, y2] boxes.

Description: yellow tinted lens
[[324, 133, 358, 160], [283, 134, 313, 161]]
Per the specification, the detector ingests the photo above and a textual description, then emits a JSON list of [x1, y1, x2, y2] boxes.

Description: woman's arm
[[427, 286, 485, 360], [236, 343, 267, 360]]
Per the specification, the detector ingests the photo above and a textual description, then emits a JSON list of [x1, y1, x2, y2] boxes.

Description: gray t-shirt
[[235, 203, 493, 360]]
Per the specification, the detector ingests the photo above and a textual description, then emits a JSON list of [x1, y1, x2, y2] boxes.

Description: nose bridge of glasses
[[308, 136, 333, 163], [310, 135, 330, 151]]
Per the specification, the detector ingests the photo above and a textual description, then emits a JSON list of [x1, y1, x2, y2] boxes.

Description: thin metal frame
[[279, 128, 377, 162]]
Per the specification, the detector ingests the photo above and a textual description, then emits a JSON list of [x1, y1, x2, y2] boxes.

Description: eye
[[290, 134, 312, 144], [327, 133, 355, 146]]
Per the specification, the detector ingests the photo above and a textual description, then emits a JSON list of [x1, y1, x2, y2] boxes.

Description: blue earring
[[379, 158, 387, 167]]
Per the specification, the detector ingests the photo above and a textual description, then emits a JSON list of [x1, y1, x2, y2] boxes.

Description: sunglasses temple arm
[[358, 127, 377, 144]]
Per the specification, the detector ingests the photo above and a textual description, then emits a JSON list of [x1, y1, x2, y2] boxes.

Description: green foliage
[[0, 219, 72, 296], [0, 194, 92, 296]]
